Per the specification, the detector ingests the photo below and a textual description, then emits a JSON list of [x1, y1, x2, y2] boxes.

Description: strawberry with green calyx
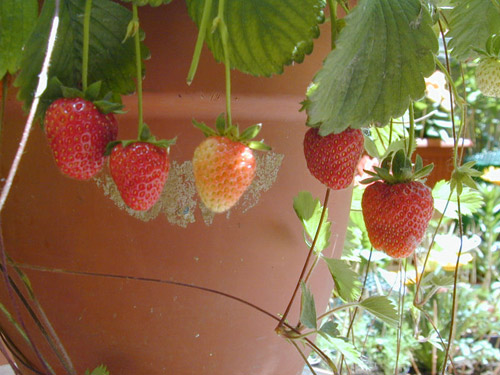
[[192, 114, 271, 213], [303, 127, 365, 190], [474, 34, 500, 98], [44, 81, 123, 180], [108, 124, 176, 212], [361, 149, 434, 259]]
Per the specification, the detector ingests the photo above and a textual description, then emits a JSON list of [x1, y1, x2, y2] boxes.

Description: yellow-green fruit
[[476, 57, 500, 98]]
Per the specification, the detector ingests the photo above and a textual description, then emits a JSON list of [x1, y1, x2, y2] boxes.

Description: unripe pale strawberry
[[476, 57, 500, 98], [303, 127, 364, 190], [44, 97, 118, 180], [193, 136, 256, 213]]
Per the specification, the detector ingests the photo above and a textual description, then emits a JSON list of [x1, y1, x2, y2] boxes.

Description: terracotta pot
[[0, 2, 354, 375], [415, 138, 474, 187]]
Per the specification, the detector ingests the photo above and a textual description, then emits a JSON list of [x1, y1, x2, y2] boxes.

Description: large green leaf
[[185, 0, 326, 76], [0, 0, 38, 79], [447, 0, 500, 61], [15, 0, 149, 115], [304, 0, 438, 135]]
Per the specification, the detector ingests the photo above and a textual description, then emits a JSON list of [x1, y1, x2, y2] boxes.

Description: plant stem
[[216, 0, 232, 128], [132, 4, 144, 137], [316, 302, 359, 322], [276, 188, 331, 330], [0, 75, 7, 154], [186, 0, 213, 85], [407, 101, 415, 158], [327, 0, 337, 50], [82, 0, 92, 92], [441, 194, 462, 375], [0, 0, 60, 214], [289, 339, 319, 375]]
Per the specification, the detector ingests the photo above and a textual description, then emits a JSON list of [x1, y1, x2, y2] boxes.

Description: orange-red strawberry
[[303, 127, 364, 190], [191, 115, 270, 213], [361, 180, 434, 258], [44, 97, 118, 180], [193, 136, 256, 213], [109, 142, 171, 211]]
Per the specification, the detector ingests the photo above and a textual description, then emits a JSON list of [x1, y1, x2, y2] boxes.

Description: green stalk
[[132, 4, 145, 137], [216, 0, 232, 128], [407, 101, 415, 158], [327, 0, 337, 50], [186, 0, 213, 85], [82, 0, 92, 91]]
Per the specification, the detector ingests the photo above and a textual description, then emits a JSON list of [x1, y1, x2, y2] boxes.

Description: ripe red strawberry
[[303, 127, 364, 190], [109, 142, 170, 211], [362, 180, 434, 258], [193, 136, 257, 213], [44, 97, 118, 180]]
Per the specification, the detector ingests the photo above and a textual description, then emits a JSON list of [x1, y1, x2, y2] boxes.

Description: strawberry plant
[[0, 0, 497, 375]]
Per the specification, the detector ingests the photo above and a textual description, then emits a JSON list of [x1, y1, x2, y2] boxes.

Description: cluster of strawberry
[[44, 98, 265, 214], [303, 127, 434, 259]]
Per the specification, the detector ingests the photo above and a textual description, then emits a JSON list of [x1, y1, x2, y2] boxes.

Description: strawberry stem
[[186, 0, 213, 85], [276, 188, 331, 331], [327, 0, 337, 50], [132, 4, 145, 137], [216, 0, 233, 129], [82, 0, 92, 92], [407, 101, 415, 159]]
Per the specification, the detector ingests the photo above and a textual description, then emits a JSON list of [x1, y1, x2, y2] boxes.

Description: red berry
[[361, 180, 434, 258], [109, 142, 170, 211], [303, 127, 364, 190], [192, 136, 256, 213], [44, 97, 118, 180]]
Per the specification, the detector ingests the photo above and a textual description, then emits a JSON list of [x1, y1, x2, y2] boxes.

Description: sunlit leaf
[[447, 0, 500, 61], [186, 0, 326, 76], [359, 295, 399, 327], [323, 258, 361, 302], [304, 0, 438, 135], [432, 180, 484, 219]]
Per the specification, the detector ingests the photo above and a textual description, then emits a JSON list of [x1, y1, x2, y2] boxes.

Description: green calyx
[[450, 161, 482, 195], [361, 148, 434, 185], [105, 122, 176, 155], [473, 34, 500, 59], [47, 77, 124, 115], [192, 113, 271, 151]]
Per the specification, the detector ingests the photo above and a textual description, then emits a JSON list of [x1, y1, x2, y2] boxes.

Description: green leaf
[[323, 258, 361, 302], [215, 113, 226, 134], [0, 0, 38, 79], [193, 118, 217, 137], [319, 321, 340, 338], [317, 336, 366, 368], [85, 364, 109, 375], [119, 0, 172, 6], [240, 124, 262, 141], [447, 0, 500, 61], [304, 0, 438, 134], [15, 0, 149, 116], [185, 0, 326, 76], [359, 295, 399, 327], [300, 282, 317, 329], [432, 180, 484, 219], [293, 192, 331, 252]]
